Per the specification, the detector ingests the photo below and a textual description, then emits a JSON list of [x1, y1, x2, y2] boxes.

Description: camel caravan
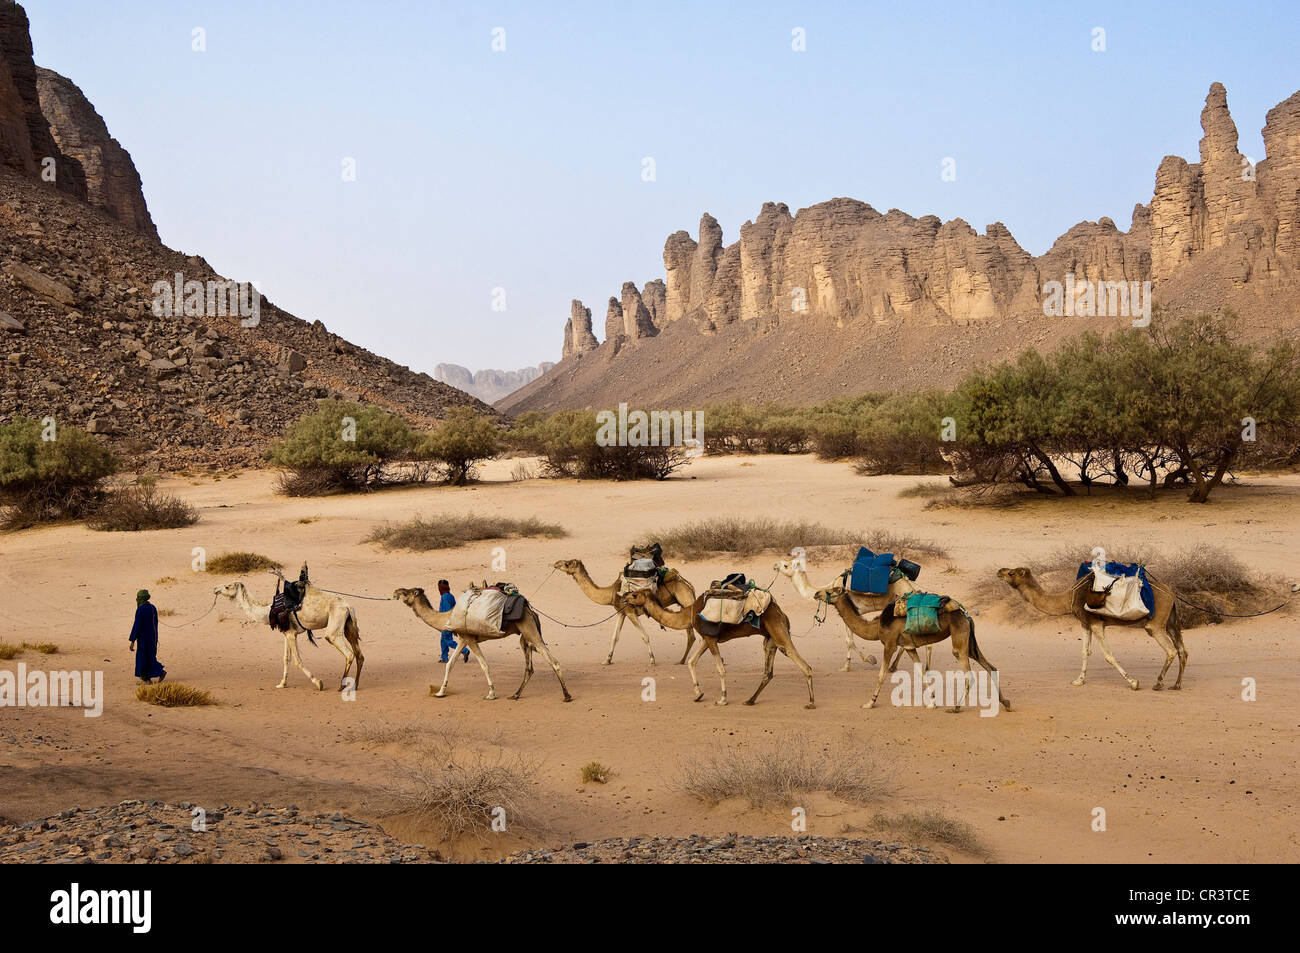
[[208, 544, 1206, 711]]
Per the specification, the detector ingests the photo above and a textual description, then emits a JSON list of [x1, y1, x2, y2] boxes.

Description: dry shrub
[[385, 728, 541, 842], [205, 552, 282, 574], [88, 483, 198, 531], [510, 460, 538, 481], [365, 513, 565, 552], [876, 810, 989, 858], [655, 517, 948, 562], [581, 761, 612, 784], [136, 683, 214, 707], [897, 481, 951, 499], [20, 641, 57, 654], [680, 732, 890, 808], [0, 643, 18, 660]]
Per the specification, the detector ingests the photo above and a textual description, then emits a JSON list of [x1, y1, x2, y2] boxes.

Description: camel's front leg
[[627, 610, 656, 666], [510, 639, 535, 700], [841, 627, 855, 672], [432, 643, 465, 697], [1073, 622, 1094, 686], [278, 635, 290, 689], [712, 645, 728, 706], [1093, 622, 1138, 689], [528, 634, 573, 702], [288, 633, 323, 690], [677, 623, 695, 665], [744, 638, 777, 706], [323, 613, 355, 691], [865, 645, 903, 709], [462, 638, 496, 699], [604, 613, 626, 665], [1149, 626, 1180, 691], [686, 639, 708, 702]]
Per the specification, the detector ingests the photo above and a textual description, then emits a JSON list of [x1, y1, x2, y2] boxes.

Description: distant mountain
[[504, 81, 1300, 413], [433, 362, 556, 405], [0, 0, 490, 468]]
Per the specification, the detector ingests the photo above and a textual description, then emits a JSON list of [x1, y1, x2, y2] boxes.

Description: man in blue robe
[[129, 589, 166, 683], [437, 579, 468, 663]]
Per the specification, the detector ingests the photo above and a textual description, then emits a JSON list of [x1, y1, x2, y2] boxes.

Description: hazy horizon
[[25, 0, 1300, 375]]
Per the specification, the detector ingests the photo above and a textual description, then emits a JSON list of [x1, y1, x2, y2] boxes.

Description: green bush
[[417, 407, 501, 485], [266, 400, 419, 494], [0, 417, 118, 529]]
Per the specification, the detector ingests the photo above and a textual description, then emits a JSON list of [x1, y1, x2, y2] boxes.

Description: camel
[[623, 588, 815, 709], [553, 559, 696, 665], [773, 559, 930, 671], [214, 573, 363, 691], [392, 587, 572, 702], [997, 567, 1187, 690], [818, 586, 1011, 713]]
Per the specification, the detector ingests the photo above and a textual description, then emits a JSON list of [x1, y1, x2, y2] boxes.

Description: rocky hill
[[0, 1, 488, 468], [433, 361, 555, 404], [505, 82, 1300, 413]]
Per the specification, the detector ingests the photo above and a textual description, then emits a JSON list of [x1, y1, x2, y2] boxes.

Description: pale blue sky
[[24, 0, 1300, 373]]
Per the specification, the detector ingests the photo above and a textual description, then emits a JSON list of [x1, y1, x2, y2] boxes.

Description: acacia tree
[[419, 407, 501, 485]]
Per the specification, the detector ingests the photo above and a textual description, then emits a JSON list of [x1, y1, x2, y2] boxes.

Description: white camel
[[214, 572, 363, 691]]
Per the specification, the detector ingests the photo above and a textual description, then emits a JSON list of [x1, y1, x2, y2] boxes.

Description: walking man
[[437, 579, 469, 663]]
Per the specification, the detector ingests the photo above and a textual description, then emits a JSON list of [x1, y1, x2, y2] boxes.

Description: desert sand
[[1, 454, 1296, 863]]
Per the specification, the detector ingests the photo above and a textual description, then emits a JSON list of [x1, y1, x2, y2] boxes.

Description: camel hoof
[[275, 683, 286, 690], [1129, 680, 1140, 691], [1071, 678, 1085, 687], [715, 699, 728, 707], [1002, 701, 1013, 711], [485, 693, 497, 700], [804, 703, 816, 710], [602, 659, 613, 666], [861, 703, 874, 710], [313, 681, 324, 691], [509, 693, 521, 701], [563, 694, 574, 703], [693, 694, 704, 703], [839, 664, 851, 673], [434, 690, 447, 698], [743, 700, 756, 706], [1169, 684, 1182, 691], [1153, 682, 1164, 692], [945, 706, 962, 714]]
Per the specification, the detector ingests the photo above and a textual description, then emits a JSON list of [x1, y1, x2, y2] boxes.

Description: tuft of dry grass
[[580, 761, 612, 784], [155, 576, 177, 585], [205, 552, 282, 574], [365, 513, 566, 552], [680, 732, 890, 808], [384, 727, 541, 842], [297, 516, 318, 524], [135, 682, 214, 707], [0, 643, 19, 660], [20, 641, 57, 654], [897, 480, 951, 499], [876, 810, 989, 858], [655, 517, 947, 561]]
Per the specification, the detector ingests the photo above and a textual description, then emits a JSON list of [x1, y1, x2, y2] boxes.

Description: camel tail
[[965, 614, 987, 666], [345, 609, 362, 648], [1168, 601, 1185, 653]]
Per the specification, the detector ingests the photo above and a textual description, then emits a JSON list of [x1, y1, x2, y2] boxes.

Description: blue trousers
[[440, 631, 469, 662]]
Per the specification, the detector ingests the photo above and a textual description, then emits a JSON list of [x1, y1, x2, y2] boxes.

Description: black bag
[[893, 558, 921, 582]]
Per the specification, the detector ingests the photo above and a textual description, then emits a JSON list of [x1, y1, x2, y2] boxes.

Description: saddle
[[269, 564, 316, 644]]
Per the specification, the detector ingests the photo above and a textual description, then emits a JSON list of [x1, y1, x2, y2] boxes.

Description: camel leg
[[526, 633, 573, 702], [324, 630, 354, 692], [711, 642, 728, 707], [627, 611, 656, 666], [604, 613, 626, 665], [462, 638, 496, 700], [1148, 626, 1179, 691], [1171, 634, 1188, 690], [677, 622, 696, 665], [432, 642, 465, 698], [744, 637, 777, 707], [511, 637, 535, 701], [780, 639, 816, 710], [686, 639, 708, 702], [277, 635, 290, 689], [288, 633, 323, 690], [842, 627, 855, 672], [968, 640, 1011, 711], [948, 653, 974, 713], [1072, 622, 1094, 686], [865, 644, 904, 709], [1092, 622, 1138, 690]]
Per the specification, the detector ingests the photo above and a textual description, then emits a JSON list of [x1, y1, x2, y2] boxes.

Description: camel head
[[392, 587, 425, 606], [812, 585, 842, 604], [997, 567, 1034, 590], [773, 560, 796, 577], [213, 582, 245, 600], [553, 559, 582, 575], [623, 590, 650, 608]]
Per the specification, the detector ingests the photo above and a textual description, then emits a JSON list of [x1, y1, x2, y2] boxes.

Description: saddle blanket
[[1076, 561, 1154, 620], [449, 586, 510, 636], [699, 587, 771, 627]]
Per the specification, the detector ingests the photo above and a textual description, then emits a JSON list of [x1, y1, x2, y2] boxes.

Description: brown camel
[[215, 575, 364, 692], [817, 585, 1010, 712], [774, 559, 933, 671], [623, 588, 815, 709], [392, 587, 572, 702], [997, 567, 1186, 690], [553, 559, 696, 665]]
